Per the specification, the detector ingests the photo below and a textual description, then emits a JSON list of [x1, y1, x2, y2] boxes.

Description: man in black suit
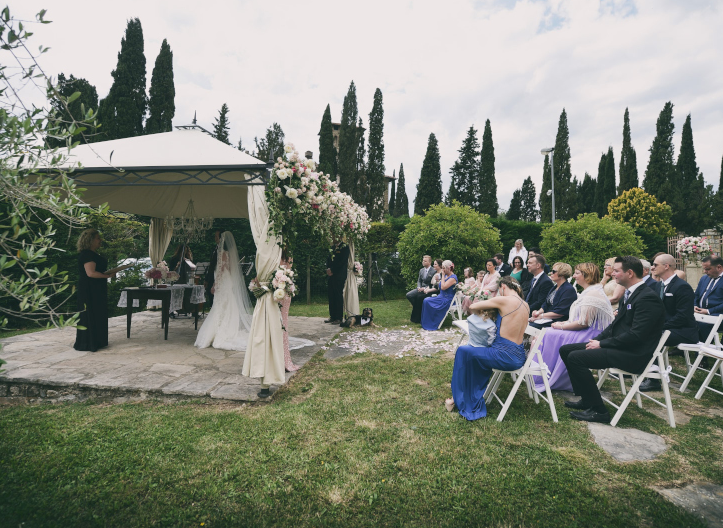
[[640, 259, 658, 289], [524, 254, 554, 314], [406, 255, 436, 324], [560, 256, 665, 423], [494, 253, 511, 276], [325, 239, 350, 324], [638, 253, 698, 391], [529, 247, 551, 274]]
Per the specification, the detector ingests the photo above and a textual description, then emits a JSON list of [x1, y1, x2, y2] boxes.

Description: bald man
[[641, 254, 698, 391]]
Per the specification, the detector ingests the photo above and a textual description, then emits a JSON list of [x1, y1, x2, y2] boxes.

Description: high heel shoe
[[285, 363, 300, 372], [444, 398, 455, 412]]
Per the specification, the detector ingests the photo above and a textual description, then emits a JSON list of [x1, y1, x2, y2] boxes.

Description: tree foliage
[[449, 126, 479, 210], [366, 88, 386, 221], [506, 189, 522, 221], [338, 81, 359, 197], [212, 103, 231, 145], [478, 119, 498, 217], [398, 202, 501, 288], [414, 133, 443, 216], [618, 108, 638, 193], [643, 101, 675, 203], [519, 176, 539, 222], [674, 114, 708, 234], [553, 109, 575, 220], [539, 154, 552, 222], [354, 117, 367, 205], [254, 122, 285, 162], [540, 214, 645, 269], [48, 74, 98, 147], [394, 163, 409, 218], [606, 187, 675, 237], [388, 169, 396, 217], [145, 38, 175, 135], [98, 18, 147, 140], [579, 172, 596, 215], [318, 104, 335, 176]]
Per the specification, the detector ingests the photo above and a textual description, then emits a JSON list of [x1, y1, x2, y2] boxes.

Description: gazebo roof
[[63, 128, 270, 219]]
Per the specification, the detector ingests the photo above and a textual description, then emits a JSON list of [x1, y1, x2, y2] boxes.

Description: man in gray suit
[[407, 255, 435, 324]]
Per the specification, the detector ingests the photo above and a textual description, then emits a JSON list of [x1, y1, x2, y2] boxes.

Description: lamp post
[[540, 147, 555, 223]]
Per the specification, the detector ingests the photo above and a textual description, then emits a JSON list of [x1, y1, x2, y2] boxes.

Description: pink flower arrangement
[[144, 261, 179, 283]]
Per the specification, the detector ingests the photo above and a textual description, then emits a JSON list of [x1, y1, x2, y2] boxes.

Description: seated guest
[[529, 262, 577, 329], [462, 270, 485, 315], [462, 267, 476, 288], [652, 252, 686, 281], [601, 257, 625, 310], [560, 256, 665, 423], [480, 259, 501, 297], [494, 253, 511, 276], [693, 255, 723, 341], [533, 263, 614, 392], [508, 239, 528, 268], [525, 254, 554, 314], [528, 247, 550, 273], [640, 259, 657, 289], [509, 256, 530, 287], [168, 244, 195, 284], [446, 276, 529, 420], [638, 254, 698, 391], [407, 255, 436, 324], [421, 260, 457, 330], [425, 259, 444, 294]]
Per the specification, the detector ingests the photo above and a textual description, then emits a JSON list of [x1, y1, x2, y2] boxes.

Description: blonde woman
[[74, 229, 117, 352], [601, 257, 625, 310], [508, 239, 528, 268]]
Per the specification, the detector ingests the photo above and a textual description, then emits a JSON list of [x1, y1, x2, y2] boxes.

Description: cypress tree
[[355, 117, 367, 205], [539, 154, 552, 223], [318, 104, 335, 176], [507, 189, 522, 221], [618, 108, 638, 193], [254, 123, 285, 162], [414, 133, 443, 216], [212, 103, 231, 145], [449, 126, 480, 209], [553, 109, 573, 220], [579, 172, 596, 214], [145, 39, 174, 134], [98, 18, 147, 140], [567, 176, 580, 219], [366, 88, 386, 221], [479, 119, 498, 217], [395, 163, 410, 218], [643, 101, 676, 202], [603, 147, 616, 207], [594, 153, 607, 216], [338, 81, 359, 196], [675, 114, 706, 234], [388, 169, 396, 217], [48, 73, 98, 147], [520, 176, 539, 222]]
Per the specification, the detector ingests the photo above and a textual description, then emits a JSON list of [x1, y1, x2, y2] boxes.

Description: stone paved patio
[[0, 311, 340, 403]]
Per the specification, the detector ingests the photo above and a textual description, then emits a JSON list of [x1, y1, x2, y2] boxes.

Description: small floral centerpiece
[[265, 144, 370, 252], [676, 236, 712, 264], [144, 261, 179, 285]]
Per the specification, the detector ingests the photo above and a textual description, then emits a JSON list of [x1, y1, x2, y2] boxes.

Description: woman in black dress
[[167, 244, 195, 284], [74, 229, 116, 352]]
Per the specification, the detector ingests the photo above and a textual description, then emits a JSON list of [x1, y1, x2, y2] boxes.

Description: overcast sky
[[9, 0, 723, 216]]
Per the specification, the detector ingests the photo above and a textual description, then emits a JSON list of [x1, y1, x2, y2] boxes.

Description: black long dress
[[73, 250, 109, 352]]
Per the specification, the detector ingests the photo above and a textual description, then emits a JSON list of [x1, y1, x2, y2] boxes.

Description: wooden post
[[306, 254, 311, 305], [368, 253, 373, 302]]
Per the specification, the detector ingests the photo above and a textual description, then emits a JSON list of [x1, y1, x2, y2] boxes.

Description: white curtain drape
[[343, 241, 360, 317], [149, 218, 173, 267], [242, 185, 285, 386]]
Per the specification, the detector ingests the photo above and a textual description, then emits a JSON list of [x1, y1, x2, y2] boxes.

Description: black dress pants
[[560, 343, 653, 413], [407, 289, 432, 324], [328, 274, 346, 321]]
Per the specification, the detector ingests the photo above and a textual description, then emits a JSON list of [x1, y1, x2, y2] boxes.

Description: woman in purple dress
[[421, 260, 457, 330], [533, 262, 614, 392]]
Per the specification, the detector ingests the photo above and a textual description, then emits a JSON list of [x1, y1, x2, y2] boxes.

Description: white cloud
[[8, 0, 723, 215]]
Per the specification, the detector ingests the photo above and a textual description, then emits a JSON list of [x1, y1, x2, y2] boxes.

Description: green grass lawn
[[1, 304, 722, 526]]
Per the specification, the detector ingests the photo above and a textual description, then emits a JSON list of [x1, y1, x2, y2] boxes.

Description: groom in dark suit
[[560, 256, 665, 423], [407, 255, 435, 324], [525, 254, 554, 314]]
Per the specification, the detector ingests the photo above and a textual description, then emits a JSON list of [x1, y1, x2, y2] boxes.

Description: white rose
[[273, 288, 286, 301], [284, 145, 294, 154], [285, 187, 299, 199], [295, 198, 302, 204]]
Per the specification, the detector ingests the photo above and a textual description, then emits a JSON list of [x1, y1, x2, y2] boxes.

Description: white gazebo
[[59, 127, 288, 388]]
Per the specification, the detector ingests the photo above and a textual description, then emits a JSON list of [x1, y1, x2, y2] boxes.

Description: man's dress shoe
[[569, 408, 611, 423]]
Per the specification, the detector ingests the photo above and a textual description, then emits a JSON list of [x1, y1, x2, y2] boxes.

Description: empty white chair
[[691, 344, 723, 400], [677, 314, 723, 392], [596, 331, 675, 427]]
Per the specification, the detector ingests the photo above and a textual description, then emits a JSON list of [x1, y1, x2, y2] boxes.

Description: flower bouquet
[[144, 261, 179, 285], [354, 261, 363, 277], [249, 265, 296, 304], [676, 236, 712, 264]]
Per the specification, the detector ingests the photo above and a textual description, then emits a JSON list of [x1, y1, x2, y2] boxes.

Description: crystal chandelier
[[165, 199, 213, 243]]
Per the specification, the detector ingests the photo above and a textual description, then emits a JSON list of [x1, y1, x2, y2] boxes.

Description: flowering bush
[[606, 188, 675, 237], [676, 236, 711, 263], [144, 262, 179, 283], [249, 264, 296, 303], [265, 144, 370, 252]]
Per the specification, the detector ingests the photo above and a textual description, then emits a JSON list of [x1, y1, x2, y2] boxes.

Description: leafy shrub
[[489, 218, 550, 254], [397, 202, 501, 287], [540, 214, 645, 269], [606, 187, 675, 237]]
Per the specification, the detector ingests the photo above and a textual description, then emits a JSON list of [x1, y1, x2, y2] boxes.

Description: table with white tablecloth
[[118, 284, 205, 312], [120, 285, 206, 340]]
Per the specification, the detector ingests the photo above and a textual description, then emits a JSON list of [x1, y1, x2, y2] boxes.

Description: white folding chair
[[452, 319, 469, 350], [691, 344, 723, 400], [677, 314, 723, 392], [596, 331, 675, 427], [483, 327, 558, 423], [438, 291, 465, 329]]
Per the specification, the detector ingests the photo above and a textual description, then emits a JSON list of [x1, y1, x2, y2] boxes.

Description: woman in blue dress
[[446, 276, 529, 420], [420, 260, 457, 330]]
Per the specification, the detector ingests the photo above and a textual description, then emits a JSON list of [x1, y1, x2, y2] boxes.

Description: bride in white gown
[[195, 231, 313, 352]]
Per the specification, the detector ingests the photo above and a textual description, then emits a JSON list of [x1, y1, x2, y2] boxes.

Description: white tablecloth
[[118, 285, 206, 313]]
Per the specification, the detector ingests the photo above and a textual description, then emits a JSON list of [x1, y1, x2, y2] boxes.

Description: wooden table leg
[[162, 295, 170, 340], [127, 294, 133, 338], [194, 303, 199, 330]]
